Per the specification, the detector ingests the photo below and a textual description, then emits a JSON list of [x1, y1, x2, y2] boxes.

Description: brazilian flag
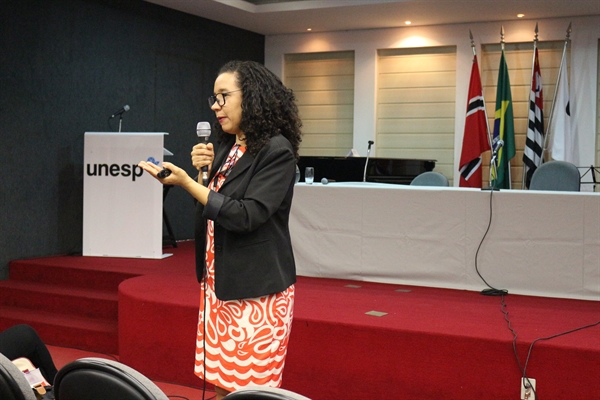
[[491, 50, 516, 189]]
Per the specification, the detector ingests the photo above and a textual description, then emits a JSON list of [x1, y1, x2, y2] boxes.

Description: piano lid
[[296, 156, 436, 185]]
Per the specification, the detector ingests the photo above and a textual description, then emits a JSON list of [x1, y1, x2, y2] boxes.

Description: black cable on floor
[[202, 267, 208, 400], [499, 292, 600, 400], [475, 188, 508, 296]]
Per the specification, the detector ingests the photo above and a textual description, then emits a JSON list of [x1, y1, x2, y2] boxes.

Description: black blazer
[[194, 134, 297, 301]]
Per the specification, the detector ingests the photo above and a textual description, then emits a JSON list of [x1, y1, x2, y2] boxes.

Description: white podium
[[82, 132, 172, 259]]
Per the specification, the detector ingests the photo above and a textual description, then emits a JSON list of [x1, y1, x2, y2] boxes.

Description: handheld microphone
[[110, 105, 130, 118], [196, 121, 211, 186]]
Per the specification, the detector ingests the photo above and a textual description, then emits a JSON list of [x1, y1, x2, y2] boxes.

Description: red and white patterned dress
[[194, 143, 295, 391]]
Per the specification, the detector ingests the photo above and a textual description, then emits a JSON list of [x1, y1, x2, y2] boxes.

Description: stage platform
[[2, 241, 599, 399]]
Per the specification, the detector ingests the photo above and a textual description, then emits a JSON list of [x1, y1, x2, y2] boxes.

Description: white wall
[[265, 15, 600, 185]]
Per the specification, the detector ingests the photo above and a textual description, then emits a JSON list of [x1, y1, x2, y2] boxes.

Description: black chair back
[[54, 358, 168, 400], [224, 387, 311, 400]]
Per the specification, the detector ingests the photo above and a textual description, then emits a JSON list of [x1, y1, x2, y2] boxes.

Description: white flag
[[549, 56, 577, 163]]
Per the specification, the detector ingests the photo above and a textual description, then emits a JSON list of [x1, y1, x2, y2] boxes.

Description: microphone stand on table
[[363, 140, 374, 182], [483, 139, 503, 191], [109, 105, 130, 133]]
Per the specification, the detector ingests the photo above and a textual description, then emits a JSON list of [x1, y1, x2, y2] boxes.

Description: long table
[[289, 182, 600, 300]]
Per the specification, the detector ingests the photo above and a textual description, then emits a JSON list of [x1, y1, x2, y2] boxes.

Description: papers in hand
[[23, 368, 50, 387], [12, 357, 50, 388]]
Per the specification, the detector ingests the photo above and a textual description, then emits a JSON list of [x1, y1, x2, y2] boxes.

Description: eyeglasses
[[208, 89, 242, 108]]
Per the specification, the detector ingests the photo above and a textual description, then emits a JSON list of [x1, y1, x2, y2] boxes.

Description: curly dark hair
[[213, 60, 302, 160]]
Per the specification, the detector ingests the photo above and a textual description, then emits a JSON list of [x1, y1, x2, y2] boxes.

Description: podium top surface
[[85, 132, 169, 136]]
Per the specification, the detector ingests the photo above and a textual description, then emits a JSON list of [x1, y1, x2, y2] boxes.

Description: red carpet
[[2, 241, 599, 399]]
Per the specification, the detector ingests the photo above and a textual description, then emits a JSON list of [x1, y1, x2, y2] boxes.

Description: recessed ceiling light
[[405, 21, 412, 25], [307, 28, 312, 31], [517, 14, 525, 18]]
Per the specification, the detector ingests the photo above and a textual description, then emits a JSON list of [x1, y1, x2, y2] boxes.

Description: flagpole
[[521, 23, 539, 187], [470, 30, 493, 149], [490, 26, 504, 189], [461, 29, 492, 188], [542, 22, 571, 161], [489, 27, 504, 188]]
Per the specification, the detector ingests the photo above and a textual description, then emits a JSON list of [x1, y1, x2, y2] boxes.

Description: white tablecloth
[[290, 182, 600, 300]]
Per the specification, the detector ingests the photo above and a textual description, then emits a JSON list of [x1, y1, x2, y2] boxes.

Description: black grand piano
[[297, 156, 436, 185]]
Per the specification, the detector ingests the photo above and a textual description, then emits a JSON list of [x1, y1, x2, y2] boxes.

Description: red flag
[[459, 55, 491, 187]]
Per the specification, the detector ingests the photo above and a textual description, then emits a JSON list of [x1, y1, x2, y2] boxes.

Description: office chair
[[53, 357, 168, 400], [529, 161, 580, 191], [410, 171, 449, 187], [224, 386, 311, 400], [0, 353, 37, 400]]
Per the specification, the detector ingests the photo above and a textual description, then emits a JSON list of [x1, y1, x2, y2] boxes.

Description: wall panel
[[377, 46, 457, 184], [284, 51, 355, 156], [0, 0, 264, 278]]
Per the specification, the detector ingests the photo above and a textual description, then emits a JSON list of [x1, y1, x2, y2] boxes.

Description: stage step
[[0, 305, 118, 355], [0, 280, 118, 320], [1, 258, 133, 355], [9, 259, 139, 291]]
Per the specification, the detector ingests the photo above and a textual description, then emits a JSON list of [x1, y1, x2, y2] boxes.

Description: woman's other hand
[[137, 161, 193, 187]]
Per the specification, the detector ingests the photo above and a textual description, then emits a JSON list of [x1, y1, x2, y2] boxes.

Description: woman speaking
[[139, 60, 302, 399]]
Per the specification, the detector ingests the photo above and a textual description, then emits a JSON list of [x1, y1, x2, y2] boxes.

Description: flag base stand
[[481, 186, 499, 191], [480, 288, 508, 296]]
